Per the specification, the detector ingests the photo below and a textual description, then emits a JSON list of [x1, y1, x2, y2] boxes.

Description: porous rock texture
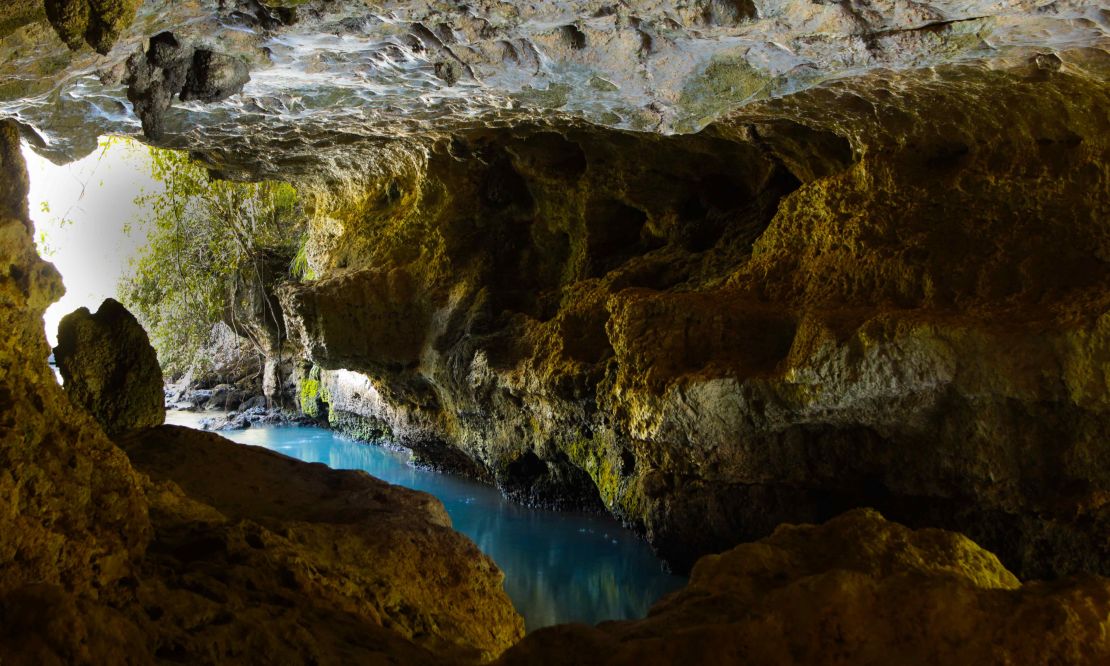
[[121, 31, 251, 139], [496, 509, 1110, 665], [54, 297, 165, 436], [282, 55, 1110, 577], [0, 120, 524, 664], [3, 0, 1110, 660], [43, 0, 140, 54], [0, 119, 150, 661]]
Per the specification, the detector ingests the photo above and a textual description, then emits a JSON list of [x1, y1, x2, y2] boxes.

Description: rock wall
[[282, 53, 1110, 577], [0, 119, 151, 615], [0, 119, 524, 664]]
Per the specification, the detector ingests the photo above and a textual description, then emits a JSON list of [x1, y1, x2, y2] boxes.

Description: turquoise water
[[167, 413, 685, 630]]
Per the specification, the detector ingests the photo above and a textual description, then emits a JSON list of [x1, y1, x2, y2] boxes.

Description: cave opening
[[4, 0, 1110, 660], [23, 133, 686, 635]]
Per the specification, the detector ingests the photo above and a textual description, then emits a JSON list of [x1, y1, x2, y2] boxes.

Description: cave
[[2, 0, 1110, 663]]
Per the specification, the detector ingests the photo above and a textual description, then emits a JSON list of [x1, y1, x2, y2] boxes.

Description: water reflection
[[167, 414, 685, 630]]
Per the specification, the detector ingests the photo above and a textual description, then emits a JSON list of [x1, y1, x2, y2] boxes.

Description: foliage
[[119, 147, 303, 377], [290, 232, 316, 281]]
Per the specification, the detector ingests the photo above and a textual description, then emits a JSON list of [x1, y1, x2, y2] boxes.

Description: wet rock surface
[[497, 509, 1110, 665], [0, 0, 1104, 168]]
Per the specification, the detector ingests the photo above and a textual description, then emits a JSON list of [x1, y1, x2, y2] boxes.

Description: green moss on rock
[[44, 0, 141, 54], [676, 54, 769, 132]]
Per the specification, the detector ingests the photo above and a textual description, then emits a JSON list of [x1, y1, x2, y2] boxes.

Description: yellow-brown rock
[[496, 509, 1110, 666], [278, 53, 1110, 579], [0, 119, 524, 665], [0, 119, 151, 612], [117, 424, 524, 663]]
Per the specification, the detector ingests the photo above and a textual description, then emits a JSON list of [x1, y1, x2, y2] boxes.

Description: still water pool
[[166, 413, 685, 631]]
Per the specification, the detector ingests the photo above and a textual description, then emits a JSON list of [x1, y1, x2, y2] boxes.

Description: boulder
[[497, 509, 1110, 665], [54, 297, 165, 435], [117, 425, 525, 662]]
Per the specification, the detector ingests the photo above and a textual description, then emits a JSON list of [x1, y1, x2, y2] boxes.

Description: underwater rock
[[54, 297, 165, 436], [497, 509, 1110, 665]]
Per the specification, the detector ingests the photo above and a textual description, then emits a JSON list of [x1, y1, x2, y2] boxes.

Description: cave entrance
[[23, 136, 161, 381]]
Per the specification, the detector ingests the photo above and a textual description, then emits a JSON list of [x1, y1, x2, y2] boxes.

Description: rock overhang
[[0, 0, 1104, 176]]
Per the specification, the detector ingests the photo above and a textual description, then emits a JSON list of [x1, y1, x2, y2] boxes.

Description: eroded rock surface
[[43, 0, 140, 54], [123, 31, 250, 139], [0, 118, 152, 662], [0, 122, 524, 664], [497, 509, 1110, 665], [118, 425, 524, 662], [280, 54, 1110, 577], [1, 0, 1104, 168], [54, 297, 165, 436]]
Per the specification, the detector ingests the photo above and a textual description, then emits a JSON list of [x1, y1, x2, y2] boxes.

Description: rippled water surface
[[167, 412, 685, 631]]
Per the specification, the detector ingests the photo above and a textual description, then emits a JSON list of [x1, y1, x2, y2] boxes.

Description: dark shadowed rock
[[43, 0, 140, 54], [125, 31, 249, 139], [180, 49, 250, 103], [54, 297, 164, 436], [117, 424, 524, 662], [497, 509, 1110, 665]]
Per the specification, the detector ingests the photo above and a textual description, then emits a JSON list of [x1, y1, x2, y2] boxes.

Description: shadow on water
[[167, 413, 686, 631]]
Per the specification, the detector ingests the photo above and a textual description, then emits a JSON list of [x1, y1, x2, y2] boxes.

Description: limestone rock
[[54, 297, 165, 436], [117, 425, 525, 662], [4, 0, 1105, 169], [2, 123, 525, 663], [0, 119, 151, 643], [43, 0, 140, 54], [125, 31, 250, 139], [497, 509, 1110, 665], [279, 57, 1110, 579]]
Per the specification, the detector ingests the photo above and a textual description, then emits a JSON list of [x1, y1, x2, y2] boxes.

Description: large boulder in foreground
[[116, 425, 525, 662], [54, 297, 164, 435], [497, 509, 1110, 665]]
